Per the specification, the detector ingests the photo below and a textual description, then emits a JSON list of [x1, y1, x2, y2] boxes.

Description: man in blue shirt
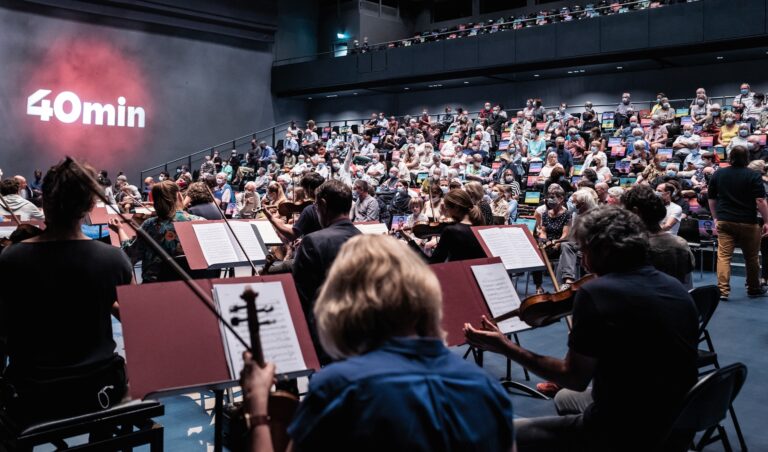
[[257, 141, 275, 169]]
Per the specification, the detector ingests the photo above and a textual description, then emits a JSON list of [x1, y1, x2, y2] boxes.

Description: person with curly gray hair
[[465, 206, 699, 451]]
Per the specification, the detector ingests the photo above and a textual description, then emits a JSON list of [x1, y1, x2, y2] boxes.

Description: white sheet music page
[[251, 221, 282, 246], [471, 263, 530, 334], [354, 223, 389, 235], [213, 282, 307, 379], [228, 221, 267, 263], [478, 227, 544, 272], [192, 222, 239, 266]]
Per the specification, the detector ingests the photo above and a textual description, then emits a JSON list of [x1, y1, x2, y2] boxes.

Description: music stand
[[117, 273, 319, 451]]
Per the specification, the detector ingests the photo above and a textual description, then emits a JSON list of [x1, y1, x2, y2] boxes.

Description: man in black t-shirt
[[708, 145, 768, 300], [465, 206, 699, 451]]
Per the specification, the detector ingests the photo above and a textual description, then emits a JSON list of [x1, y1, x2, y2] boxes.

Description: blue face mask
[[684, 131, 692, 138], [659, 162, 668, 169], [666, 170, 676, 178], [741, 89, 749, 95], [629, 122, 638, 128], [740, 130, 749, 137]]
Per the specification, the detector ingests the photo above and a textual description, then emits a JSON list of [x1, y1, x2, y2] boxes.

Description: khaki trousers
[[716, 220, 761, 297]]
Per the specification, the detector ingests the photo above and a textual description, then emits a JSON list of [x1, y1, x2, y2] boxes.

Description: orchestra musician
[[426, 189, 486, 263], [0, 160, 131, 425], [262, 172, 325, 242], [241, 235, 514, 452], [465, 206, 699, 451]]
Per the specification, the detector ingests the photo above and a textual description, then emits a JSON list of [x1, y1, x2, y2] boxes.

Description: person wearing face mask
[[526, 130, 547, 160], [293, 155, 309, 175], [532, 184, 572, 294], [672, 124, 701, 161], [616, 115, 639, 141], [388, 179, 412, 220], [583, 101, 595, 118], [727, 123, 752, 153], [732, 83, 754, 113], [478, 102, 493, 120], [718, 111, 739, 147], [212, 172, 236, 216], [554, 138, 574, 177], [564, 128, 586, 159], [655, 97, 675, 124], [614, 92, 635, 129], [743, 93, 766, 130], [690, 95, 710, 123], [466, 154, 491, 184], [644, 114, 669, 153], [380, 167, 401, 192], [701, 103, 724, 134], [523, 99, 536, 118], [489, 185, 509, 223]]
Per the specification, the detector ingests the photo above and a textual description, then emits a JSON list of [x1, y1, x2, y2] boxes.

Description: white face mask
[[216, 178, 224, 185], [158, 176, 165, 181]]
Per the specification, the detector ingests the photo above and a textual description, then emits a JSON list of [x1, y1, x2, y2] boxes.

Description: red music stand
[[174, 220, 268, 270], [117, 273, 319, 451]]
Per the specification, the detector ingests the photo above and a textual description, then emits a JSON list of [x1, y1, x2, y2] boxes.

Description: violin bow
[[0, 192, 22, 226], [65, 157, 252, 351]]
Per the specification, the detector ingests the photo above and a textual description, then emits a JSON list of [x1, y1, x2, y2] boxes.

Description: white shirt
[[663, 202, 683, 235]]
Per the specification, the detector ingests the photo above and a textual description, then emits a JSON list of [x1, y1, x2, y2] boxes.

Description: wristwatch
[[244, 412, 271, 430]]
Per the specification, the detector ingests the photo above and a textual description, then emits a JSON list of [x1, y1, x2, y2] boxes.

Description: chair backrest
[[669, 362, 747, 433], [689, 285, 721, 337]]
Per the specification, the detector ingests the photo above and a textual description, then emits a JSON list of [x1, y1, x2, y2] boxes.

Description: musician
[[184, 181, 225, 220], [263, 172, 324, 242], [111, 180, 202, 283], [292, 180, 361, 362], [427, 189, 486, 263], [465, 206, 698, 451], [405, 197, 427, 229], [242, 235, 514, 451], [0, 160, 130, 425]]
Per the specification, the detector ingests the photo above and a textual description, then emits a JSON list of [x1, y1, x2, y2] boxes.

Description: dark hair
[[0, 178, 20, 196], [353, 179, 369, 193], [301, 172, 325, 194], [573, 206, 649, 274], [582, 167, 598, 183], [42, 160, 100, 226], [443, 189, 485, 225], [620, 185, 666, 233], [152, 180, 180, 220], [316, 180, 353, 216], [549, 166, 565, 182], [730, 146, 749, 167], [186, 182, 214, 205]]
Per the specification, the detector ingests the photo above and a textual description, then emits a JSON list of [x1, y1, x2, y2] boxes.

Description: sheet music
[[133, 207, 152, 215], [471, 263, 530, 334], [354, 222, 389, 235], [192, 222, 239, 266], [228, 221, 267, 263], [251, 221, 282, 246], [213, 282, 307, 379], [478, 227, 544, 272]]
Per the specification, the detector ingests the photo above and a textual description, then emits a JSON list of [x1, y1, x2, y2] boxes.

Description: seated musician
[[110, 180, 202, 283], [465, 206, 699, 451], [426, 189, 486, 263], [261, 172, 324, 241], [241, 235, 514, 451], [0, 160, 131, 425]]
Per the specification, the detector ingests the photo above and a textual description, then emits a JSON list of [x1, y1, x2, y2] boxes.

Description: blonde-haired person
[[426, 189, 487, 263], [110, 180, 202, 283], [490, 184, 509, 223], [240, 235, 514, 452], [718, 111, 739, 147]]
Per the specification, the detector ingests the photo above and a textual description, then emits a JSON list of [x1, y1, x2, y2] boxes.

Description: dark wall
[[306, 59, 768, 121], [0, 3, 303, 181], [274, 0, 319, 61]]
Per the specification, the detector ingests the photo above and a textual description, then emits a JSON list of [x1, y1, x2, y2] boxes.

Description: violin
[[411, 219, 456, 239], [494, 274, 596, 328], [277, 200, 313, 219], [230, 287, 299, 452]]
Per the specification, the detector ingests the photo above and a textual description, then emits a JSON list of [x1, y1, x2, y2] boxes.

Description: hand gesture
[[463, 315, 511, 355]]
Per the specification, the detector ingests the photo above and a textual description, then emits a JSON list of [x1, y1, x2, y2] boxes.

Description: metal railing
[[142, 93, 734, 180], [274, 0, 669, 65]]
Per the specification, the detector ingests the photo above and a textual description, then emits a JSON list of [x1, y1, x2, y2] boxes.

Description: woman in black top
[[0, 160, 132, 425], [428, 189, 486, 263], [184, 181, 225, 220]]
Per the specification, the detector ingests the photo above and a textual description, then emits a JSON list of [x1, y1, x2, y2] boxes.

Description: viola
[[277, 200, 313, 219], [231, 288, 299, 452], [494, 274, 596, 328]]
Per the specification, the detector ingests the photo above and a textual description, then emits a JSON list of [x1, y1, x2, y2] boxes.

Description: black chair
[[662, 362, 748, 452], [689, 285, 747, 450], [0, 400, 164, 451]]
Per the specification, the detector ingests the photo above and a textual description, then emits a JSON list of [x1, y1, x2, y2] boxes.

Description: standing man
[[293, 180, 361, 363], [657, 183, 683, 235], [351, 179, 379, 222], [708, 145, 768, 300]]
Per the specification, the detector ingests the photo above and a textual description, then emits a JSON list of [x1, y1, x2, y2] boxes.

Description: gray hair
[[607, 186, 625, 200]]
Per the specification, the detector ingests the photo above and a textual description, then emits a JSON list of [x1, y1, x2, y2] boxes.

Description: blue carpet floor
[[108, 271, 762, 451]]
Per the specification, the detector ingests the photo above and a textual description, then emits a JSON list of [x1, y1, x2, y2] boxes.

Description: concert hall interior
[[2, 0, 768, 450]]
